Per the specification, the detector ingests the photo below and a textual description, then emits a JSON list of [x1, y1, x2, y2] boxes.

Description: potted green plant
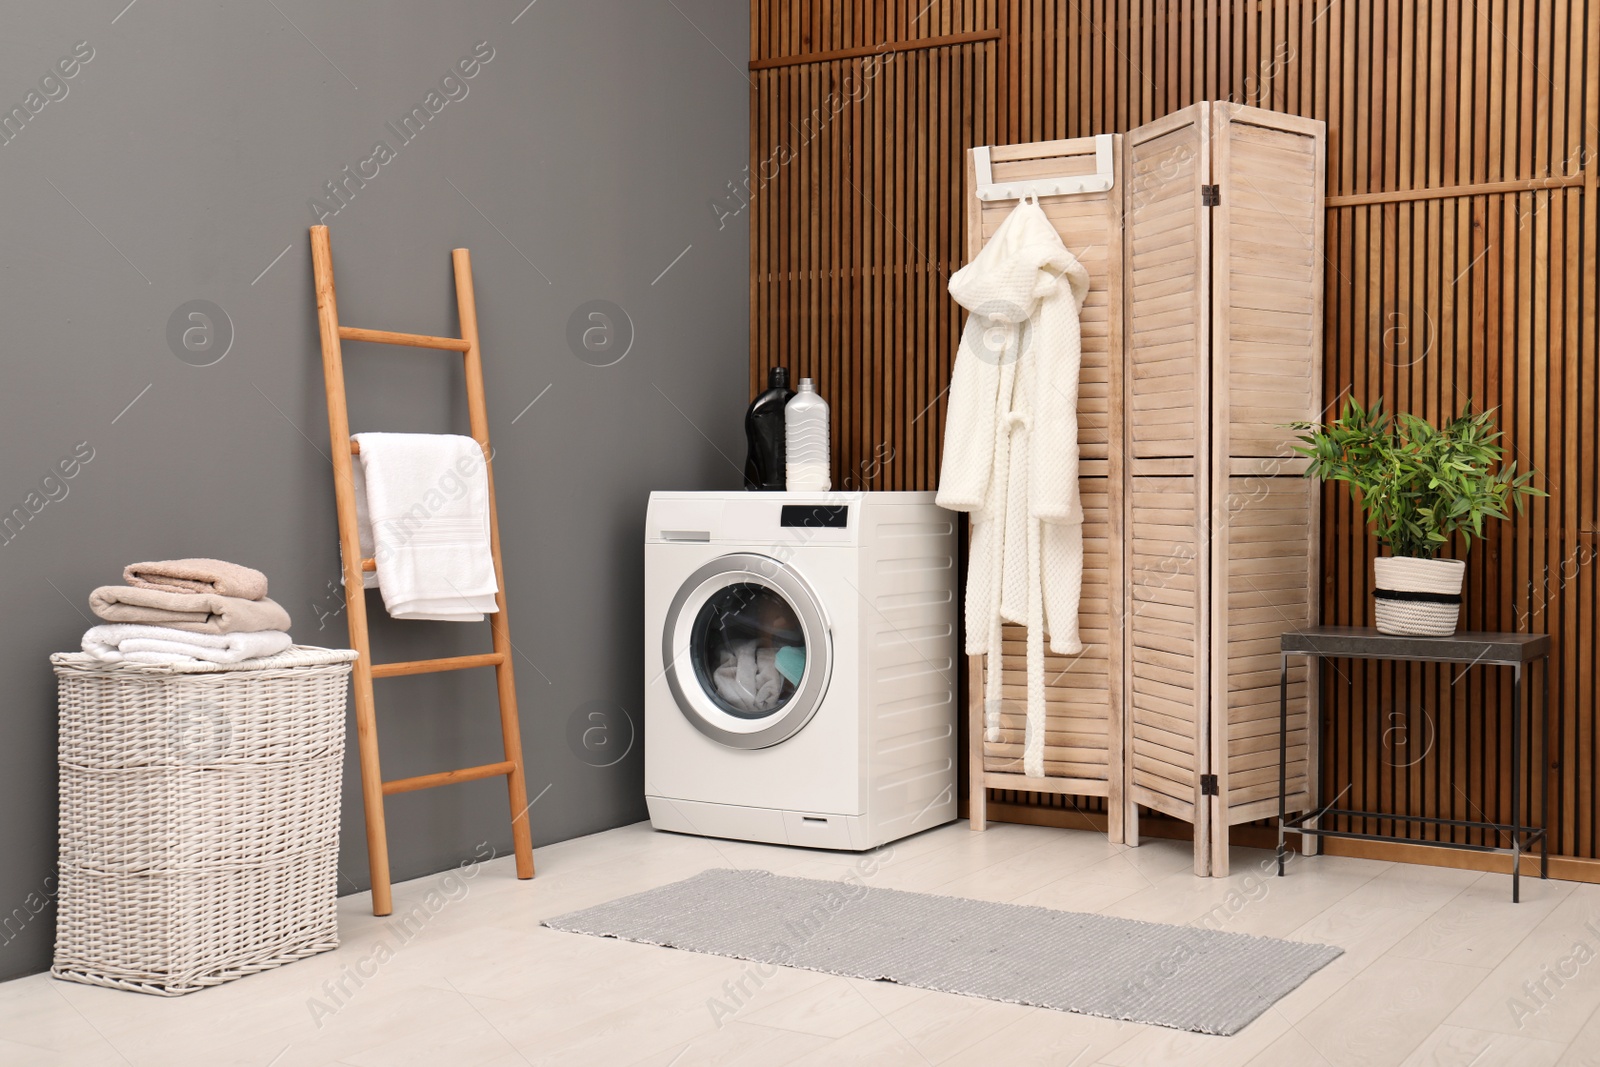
[[1292, 398, 1543, 636]]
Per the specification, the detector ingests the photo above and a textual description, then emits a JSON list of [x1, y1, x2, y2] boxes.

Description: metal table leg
[[1278, 652, 1289, 877], [1512, 662, 1522, 903], [1542, 659, 1550, 880]]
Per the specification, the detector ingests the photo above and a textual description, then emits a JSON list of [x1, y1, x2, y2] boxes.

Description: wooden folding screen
[[960, 107, 1322, 874], [1122, 103, 1324, 876], [964, 137, 1126, 844]]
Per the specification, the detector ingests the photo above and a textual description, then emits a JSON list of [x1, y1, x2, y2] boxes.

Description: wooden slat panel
[[1213, 106, 1325, 460], [1222, 476, 1316, 826], [1125, 104, 1208, 466], [751, 0, 1600, 875], [1128, 473, 1204, 827]]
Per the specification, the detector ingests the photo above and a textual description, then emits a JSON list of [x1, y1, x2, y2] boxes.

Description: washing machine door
[[663, 552, 833, 750]]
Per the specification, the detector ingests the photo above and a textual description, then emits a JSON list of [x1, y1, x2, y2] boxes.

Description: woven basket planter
[[51, 646, 356, 996], [1373, 556, 1465, 636]]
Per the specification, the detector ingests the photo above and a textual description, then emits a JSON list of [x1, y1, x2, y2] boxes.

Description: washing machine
[[644, 491, 959, 850]]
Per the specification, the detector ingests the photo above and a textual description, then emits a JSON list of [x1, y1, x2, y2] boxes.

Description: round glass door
[[664, 553, 832, 749]]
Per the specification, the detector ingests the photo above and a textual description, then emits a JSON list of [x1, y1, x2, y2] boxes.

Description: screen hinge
[[1201, 184, 1221, 207], [1200, 774, 1220, 796]]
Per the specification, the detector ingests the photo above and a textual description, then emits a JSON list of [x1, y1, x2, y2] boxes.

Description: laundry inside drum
[[689, 582, 805, 719]]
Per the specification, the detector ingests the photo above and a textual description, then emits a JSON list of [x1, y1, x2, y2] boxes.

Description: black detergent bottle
[[743, 366, 795, 490]]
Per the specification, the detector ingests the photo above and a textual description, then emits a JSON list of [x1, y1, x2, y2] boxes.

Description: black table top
[[1280, 625, 1550, 664]]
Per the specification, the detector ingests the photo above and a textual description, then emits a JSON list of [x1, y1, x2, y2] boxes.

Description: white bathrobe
[[936, 199, 1090, 779]]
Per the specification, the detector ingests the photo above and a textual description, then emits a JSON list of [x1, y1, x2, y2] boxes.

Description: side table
[[1278, 625, 1551, 902]]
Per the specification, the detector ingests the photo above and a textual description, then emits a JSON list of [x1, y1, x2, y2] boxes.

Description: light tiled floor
[[3, 820, 1598, 1066]]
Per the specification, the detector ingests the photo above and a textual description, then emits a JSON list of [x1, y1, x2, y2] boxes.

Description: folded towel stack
[[84, 558, 293, 665]]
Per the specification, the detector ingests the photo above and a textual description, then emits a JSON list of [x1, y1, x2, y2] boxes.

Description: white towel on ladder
[[351, 432, 499, 622]]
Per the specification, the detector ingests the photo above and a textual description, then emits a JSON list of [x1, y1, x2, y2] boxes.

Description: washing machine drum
[[663, 553, 832, 750]]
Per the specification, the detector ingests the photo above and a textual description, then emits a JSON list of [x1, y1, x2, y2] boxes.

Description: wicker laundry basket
[[51, 645, 356, 996]]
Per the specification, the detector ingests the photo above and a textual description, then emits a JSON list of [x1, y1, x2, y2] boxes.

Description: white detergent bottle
[[784, 378, 831, 492]]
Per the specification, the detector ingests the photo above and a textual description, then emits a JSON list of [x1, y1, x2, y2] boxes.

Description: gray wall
[[0, 0, 749, 981]]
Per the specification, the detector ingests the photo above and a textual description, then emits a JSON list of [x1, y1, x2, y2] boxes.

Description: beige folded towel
[[89, 586, 291, 634], [123, 558, 269, 599]]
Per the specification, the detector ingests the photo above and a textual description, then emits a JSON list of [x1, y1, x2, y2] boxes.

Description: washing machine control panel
[[648, 492, 869, 545], [780, 504, 848, 529]]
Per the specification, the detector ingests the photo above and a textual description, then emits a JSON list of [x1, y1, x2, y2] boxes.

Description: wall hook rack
[[972, 133, 1115, 201]]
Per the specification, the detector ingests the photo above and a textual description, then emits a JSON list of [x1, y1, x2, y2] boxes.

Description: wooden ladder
[[309, 224, 535, 916]]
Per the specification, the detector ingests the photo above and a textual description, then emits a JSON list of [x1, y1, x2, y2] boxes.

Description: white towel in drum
[[712, 640, 784, 715], [351, 432, 499, 622], [82, 624, 292, 665]]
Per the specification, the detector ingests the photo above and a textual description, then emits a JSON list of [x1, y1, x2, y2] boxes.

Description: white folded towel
[[351, 432, 498, 622], [82, 624, 293, 665]]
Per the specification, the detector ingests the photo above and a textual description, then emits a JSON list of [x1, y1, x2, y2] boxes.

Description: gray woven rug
[[542, 868, 1341, 1035]]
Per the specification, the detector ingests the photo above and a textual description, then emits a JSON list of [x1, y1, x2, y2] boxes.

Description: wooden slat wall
[[751, 1, 1600, 871]]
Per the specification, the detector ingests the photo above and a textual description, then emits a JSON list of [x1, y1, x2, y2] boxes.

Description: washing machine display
[[663, 553, 832, 751]]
